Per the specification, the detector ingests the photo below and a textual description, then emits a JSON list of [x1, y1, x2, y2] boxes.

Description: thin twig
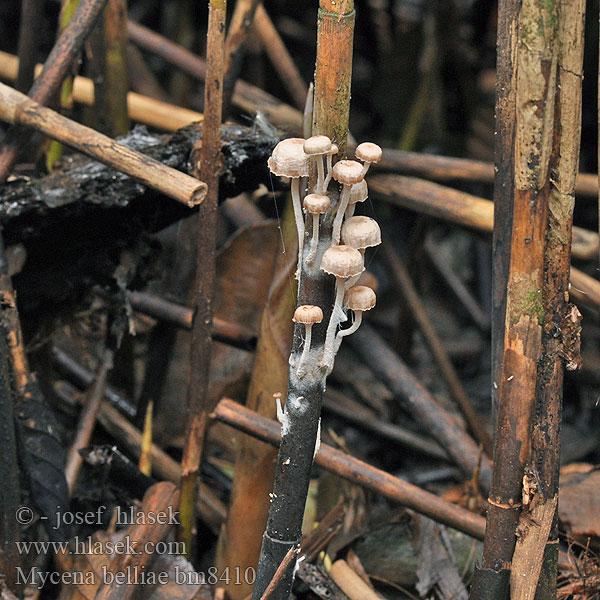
[[259, 547, 299, 600], [65, 348, 114, 494], [178, 0, 227, 555], [15, 0, 43, 93]]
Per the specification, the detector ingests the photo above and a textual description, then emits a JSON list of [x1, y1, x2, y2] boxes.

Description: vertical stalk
[[87, 0, 130, 136], [47, 0, 82, 171], [15, 0, 43, 93], [178, 0, 226, 556], [252, 2, 354, 598], [528, 2, 585, 598], [470, 1, 561, 598]]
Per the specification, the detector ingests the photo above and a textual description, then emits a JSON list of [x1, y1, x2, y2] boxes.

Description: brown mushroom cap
[[293, 305, 324, 324], [349, 180, 368, 205], [341, 216, 381, 250], [355, 142, 383, 164], [268, 138, 310, 178], [331, 160, 365, 185], [304, 193, 331, 214], [321, 245, 364, 278], [345, 285, 376, 311], [304, 135, 332, 156]]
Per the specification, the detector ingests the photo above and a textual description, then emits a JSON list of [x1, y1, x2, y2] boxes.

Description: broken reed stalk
[[0, 50, 204, 132], [15, 0, 43, 92], [178, 0, 227, 556], [251, 3, 355, 598], [212, 398, 487, 541], [470, 1, 561, 597], [253, 4, 308, 110], [382, 245, 493, 456], [222, 0, 262, 116], [125, 20, 303, 133], [517, 3, 585, 598], [87, 0, 130, 137], [0, 0, 109, 184], [47, 0, 82, 171], [0, 82, 207, 206], [374, 149, 598, 198], [368, 174, 598, 262]]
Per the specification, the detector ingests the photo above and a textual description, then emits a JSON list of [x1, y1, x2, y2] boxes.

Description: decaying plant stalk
[[471, 1, 584, 598], [252, 2, 386, 597]]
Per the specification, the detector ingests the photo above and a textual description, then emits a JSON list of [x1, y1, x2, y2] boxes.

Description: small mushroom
[[345, 179, 368, 219], [303, 193, 331, 265], [304, 135, 332, 194], [323, 143, 339, 191], [320, 245, 364, 370], [341, 216, 381, 289], [338, 286, 376, 338], [355, 142, 382, 177], [293, 304, 324, 378], [268, 138, 310, 280], [341, 216, 381, 255], [334, 285, 376, 356], [331, 160, 365, 246]]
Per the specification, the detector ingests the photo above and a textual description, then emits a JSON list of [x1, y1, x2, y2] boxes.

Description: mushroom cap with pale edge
[[332, 160, 365, 185], [349, 180, 368, 205], [345, 285, 376, 311], [341, 216, 381, 249], [329, 143, 339, 155], [293, 305, 324, 324], [321, 245, 365, 278], [268, 138, 310, 178], [304, 193, 331, 214], [355, 142, 383, 164], [304, 135, 332, 155]]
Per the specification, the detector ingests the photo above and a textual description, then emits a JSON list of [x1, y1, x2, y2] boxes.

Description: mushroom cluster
[[267, 136, 382, 377]]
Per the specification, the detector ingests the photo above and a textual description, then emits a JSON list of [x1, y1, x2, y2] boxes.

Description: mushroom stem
[[331, 186, 351, 246], [333, 311, 363, 356], [291, 177, 305, 280], [296, 324, 313, 378], [322, 279, 346, 370], [306, 214, 320, 265], [360, 162, 372, 178], [324, 153, 333, 190], [337, 310, 363, 338], [345, 203, 356, 219], [316, 158, 326, 194]]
